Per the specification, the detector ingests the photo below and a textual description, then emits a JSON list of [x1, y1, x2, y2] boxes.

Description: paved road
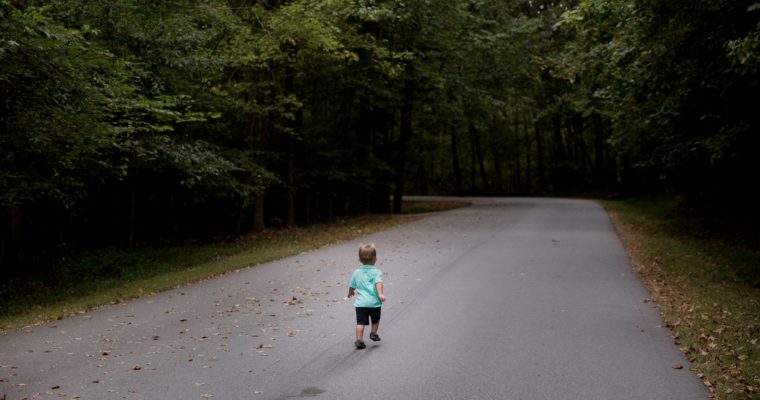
[[1, 198, 708, 400]]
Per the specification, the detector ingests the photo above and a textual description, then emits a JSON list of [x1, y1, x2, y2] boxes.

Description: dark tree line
[[2, 0, 758, 270]]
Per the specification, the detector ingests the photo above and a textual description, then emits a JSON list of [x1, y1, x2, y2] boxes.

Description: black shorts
[[355, 307, 381, 326]]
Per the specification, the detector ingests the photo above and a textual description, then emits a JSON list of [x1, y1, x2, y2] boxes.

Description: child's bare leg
[[355, 325, 365, 341], [370, 322, 379, 334]]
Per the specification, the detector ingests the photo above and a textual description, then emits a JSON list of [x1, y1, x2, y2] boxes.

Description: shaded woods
[[2, 0, 758, 270]]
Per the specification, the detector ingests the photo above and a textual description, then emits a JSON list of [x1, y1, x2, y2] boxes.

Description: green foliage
[[0, 1, 234, 211], [2, 0, 757, 271], [1, 2, 107, 206], [557, 0, 760, 207]]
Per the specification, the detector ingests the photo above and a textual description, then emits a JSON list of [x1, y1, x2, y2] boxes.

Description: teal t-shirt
[[349, 264, 383, 308]]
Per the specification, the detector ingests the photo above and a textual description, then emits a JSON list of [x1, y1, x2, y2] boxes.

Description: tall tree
[[558, 0, 760, 214]]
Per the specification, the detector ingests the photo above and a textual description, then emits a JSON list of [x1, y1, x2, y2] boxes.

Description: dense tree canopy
[[2, 0, 758, 269]]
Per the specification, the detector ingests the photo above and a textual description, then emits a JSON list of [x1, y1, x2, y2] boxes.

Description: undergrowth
[[0, 202, 470, 333]]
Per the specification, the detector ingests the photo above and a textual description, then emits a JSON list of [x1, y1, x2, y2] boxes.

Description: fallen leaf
[[287, 297, 302, 305], [133, 365, 143, 370], [673, 364, 683, 370]]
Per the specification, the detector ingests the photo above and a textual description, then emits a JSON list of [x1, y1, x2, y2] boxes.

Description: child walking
[[347, 243, 386, 349]]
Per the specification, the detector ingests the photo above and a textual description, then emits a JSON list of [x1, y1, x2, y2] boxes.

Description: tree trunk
[[450, 127, 463, 194], [533, 113, 546, 192], [470, 123, 490, 194], [416, 148, 429, 195], [551, 115, 567, 188], [286, 133, 295, 226], [371, 109, 393, 214], [249, 111, 267, 232], [0, 208, 6, 268], [8, 206, 24, 265], [512, 113, 522, 194], [570, 114, 592, 183], [469, 131, 477, 193], [593, 114, 607, 186], [552, 116, 566, 161], [489, 119, 504, 195], [128, 177, 137, 247], [253, 195, 265, 231], [522, 112, 532, 194], [565, 117, 578, 167], [393, 78, 414, 214], [283, 66, 299, 227], [356, 96, 372, 213]]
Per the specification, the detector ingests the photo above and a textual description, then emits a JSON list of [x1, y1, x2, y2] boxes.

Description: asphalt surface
[[0, 197, 708, 400]]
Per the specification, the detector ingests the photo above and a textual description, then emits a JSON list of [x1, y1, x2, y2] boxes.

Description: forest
[[2, 0, 759, 270]]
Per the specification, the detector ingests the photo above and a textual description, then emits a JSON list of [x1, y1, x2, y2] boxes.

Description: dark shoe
[[369, 332, 381, 342], [354, 340, 366, 349]]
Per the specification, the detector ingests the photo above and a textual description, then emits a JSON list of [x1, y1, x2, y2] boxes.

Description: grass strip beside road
[[601, 197, 759, 400], [1, 201, 467, 334]]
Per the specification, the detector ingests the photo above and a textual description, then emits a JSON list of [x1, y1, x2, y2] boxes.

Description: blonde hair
[[358, 243, 377, 264]]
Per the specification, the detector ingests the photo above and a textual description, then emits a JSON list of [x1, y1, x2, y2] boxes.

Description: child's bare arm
[[376, 282, 386, 302], [347, 287, 355, 298]]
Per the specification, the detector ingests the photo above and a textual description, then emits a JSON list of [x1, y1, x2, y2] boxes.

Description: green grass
[[0, 201, 469, 333], [600, 197, 760, 399]]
